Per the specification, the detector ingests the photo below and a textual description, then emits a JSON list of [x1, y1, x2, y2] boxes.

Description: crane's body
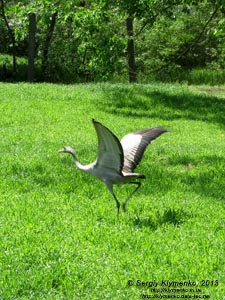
[[59, 119, 167, 213]]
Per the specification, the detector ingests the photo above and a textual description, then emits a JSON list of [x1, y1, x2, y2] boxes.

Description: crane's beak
[[58, 148, 65, 153]]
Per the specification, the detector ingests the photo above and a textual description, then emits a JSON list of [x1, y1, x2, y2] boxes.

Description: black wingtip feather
[[92, 119, 103, 126]]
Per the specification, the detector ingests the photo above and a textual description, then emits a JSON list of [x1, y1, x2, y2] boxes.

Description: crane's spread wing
[[92, 119, 124, 174], [120, 127, 167, 173]]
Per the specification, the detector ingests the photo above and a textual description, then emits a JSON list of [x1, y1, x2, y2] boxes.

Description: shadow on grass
[[168, 154, 225, 200], [99, 85, 225, 125], [133, 208, 190, 230], [131, 154, 224, 229]]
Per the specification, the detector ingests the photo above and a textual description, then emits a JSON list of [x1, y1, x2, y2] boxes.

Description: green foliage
[[135, 3, 221, 81], [1, 1, 225, 83], [185, 68, 225, 85], [0, 82, 224, 299]]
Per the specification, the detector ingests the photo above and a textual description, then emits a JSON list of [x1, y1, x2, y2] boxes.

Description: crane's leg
[[112, 193, 120, 215], [105, 181, 120, 214], [122, 182, 141, 212]]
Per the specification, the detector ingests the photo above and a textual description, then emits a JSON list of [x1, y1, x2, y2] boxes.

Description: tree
[[1, 0, 225, 83], [126, 16, 136, 82], [103, 0, 186, 82], [0, 0, 16, 73], [41, 11, 58, 79], [27, 12, 36, 82]]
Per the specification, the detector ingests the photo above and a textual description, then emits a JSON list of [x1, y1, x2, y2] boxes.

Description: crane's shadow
[[132, 208, 190, 230]]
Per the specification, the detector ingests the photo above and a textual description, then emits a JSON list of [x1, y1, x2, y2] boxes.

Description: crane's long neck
[[69, 150, 87, 171]]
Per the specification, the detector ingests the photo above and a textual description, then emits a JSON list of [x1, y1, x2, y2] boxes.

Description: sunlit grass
[[0, 82, 224, 299]]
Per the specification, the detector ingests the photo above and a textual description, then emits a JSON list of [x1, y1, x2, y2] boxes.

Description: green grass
[[185, 68, 225, 86], [0, 82, 224, 299]]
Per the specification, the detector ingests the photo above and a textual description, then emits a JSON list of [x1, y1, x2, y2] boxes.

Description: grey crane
[[59, 119, 167, 214]]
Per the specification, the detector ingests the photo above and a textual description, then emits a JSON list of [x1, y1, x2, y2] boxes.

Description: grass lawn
[[0, 82, 224, 299]]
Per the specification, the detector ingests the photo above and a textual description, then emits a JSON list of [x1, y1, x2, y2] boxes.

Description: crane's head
[[58, 146, 76, 156]]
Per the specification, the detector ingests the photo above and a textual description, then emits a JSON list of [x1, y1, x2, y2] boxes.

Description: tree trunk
[[0, 0, 16, 73], [41, 12, 58, 79], [126, 16, 137, 83], [27, 13, 36, 82]]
